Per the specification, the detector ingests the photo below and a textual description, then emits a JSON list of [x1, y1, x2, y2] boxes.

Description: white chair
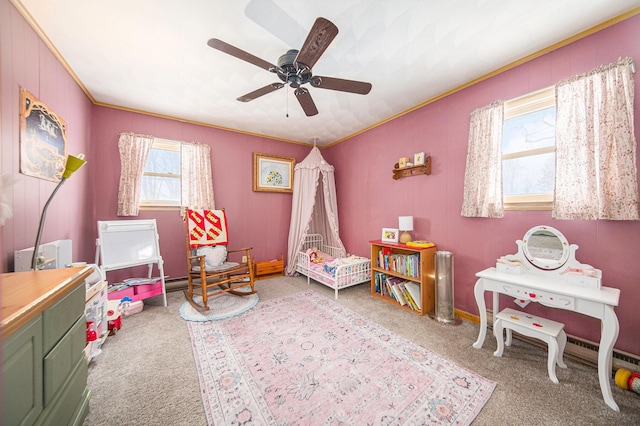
[[493, 308, 567, 384]]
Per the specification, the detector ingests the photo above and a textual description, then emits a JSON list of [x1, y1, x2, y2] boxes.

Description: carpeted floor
[[84, 276, 640, 425], [188, 290, 495, 424]]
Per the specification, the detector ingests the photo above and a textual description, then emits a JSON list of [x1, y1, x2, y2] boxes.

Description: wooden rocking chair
[[184, 208, 256, 311]]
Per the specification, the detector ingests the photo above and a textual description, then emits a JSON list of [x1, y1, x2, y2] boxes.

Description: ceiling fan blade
[[207, 38, 276, 72], [244, 0, 307, 48], [294, 87, 318, 116], [312, 76, 372, 95], [294, 17, 338, 70], [237, 83, 284, 102]]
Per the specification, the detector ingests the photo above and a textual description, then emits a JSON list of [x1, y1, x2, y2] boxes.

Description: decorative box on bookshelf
[[370, 240, 436, 316]]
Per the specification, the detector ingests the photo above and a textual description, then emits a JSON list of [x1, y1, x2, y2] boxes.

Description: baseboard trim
[[460, 308, 640, 373]]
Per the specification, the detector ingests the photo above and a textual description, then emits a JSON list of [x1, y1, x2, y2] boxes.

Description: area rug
[[180, 291, 258, 321], [187, 290, 495, 425]]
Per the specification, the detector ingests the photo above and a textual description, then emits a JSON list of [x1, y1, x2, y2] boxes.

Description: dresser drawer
[[43, 282, 85, 354], [500, 283, 575, 309], [36, 356, 89, 426], [43, 315, 86, 405]]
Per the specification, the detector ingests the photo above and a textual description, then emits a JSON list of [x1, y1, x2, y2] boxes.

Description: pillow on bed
[[196, 245, 227, 268]]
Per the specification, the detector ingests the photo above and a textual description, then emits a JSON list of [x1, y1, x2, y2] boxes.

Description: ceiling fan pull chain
[[286, 86, 289, 118]]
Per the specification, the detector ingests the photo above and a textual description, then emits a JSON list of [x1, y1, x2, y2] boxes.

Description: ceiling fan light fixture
[[277, 49, 299, 69]]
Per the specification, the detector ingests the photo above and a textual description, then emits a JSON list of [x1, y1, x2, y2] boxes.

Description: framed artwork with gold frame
[[253, 153, 295, 193], [19, 88, 67, 182]]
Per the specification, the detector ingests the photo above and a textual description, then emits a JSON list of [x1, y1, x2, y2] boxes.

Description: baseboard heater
[[164, 276, 188, 292], [481, 309, 639, 374]]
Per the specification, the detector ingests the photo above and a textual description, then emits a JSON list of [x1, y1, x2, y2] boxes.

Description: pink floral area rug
[[187, 290, 495, 425]]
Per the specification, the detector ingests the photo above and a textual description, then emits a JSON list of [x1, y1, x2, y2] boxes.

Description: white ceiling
[[14, 0, 640, 146]]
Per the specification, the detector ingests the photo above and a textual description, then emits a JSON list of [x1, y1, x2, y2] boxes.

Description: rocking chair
[[184, 208, 256, 311]]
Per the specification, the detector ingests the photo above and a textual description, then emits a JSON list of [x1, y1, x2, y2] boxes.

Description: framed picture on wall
[[381, 228, 399, 243], [253, 153, 295, 193], [414, 152, 425, 165], [19, 88, 67, 182]]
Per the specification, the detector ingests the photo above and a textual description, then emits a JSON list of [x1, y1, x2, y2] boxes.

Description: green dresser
[[2, 267, 92, 426]]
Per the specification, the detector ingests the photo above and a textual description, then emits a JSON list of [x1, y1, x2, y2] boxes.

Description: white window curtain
[[461, 101, 505, 218], [554, 57, 639, 220], [180, 142, 215, 210], [117, 132, 154, 216]]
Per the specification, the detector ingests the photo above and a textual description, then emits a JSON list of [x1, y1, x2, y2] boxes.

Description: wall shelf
[[393, 156, 431, 179]]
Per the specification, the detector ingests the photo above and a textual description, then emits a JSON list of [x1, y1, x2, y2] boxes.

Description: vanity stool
[[494, 308, 568, 384]]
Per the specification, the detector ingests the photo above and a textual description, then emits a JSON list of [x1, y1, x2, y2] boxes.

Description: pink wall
[[1, 0, 308, 282], [1, 0, 94, 270], [90, 106, 309, 282], [325, 14, 640, 356], [2, 0, 640, 356]]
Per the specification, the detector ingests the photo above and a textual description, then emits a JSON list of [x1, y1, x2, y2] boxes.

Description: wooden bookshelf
[[370, 240, 436, 316]]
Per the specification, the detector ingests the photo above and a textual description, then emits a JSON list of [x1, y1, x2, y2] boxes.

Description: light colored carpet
[[188, 290, 495, 424], [84, 276, 640, 425]]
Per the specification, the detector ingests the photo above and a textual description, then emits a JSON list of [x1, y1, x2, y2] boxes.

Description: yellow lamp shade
[[62, 154, 86, 179]]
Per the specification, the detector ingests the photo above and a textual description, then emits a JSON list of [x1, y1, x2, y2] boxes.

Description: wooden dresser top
[[1, 266, 92, 339]]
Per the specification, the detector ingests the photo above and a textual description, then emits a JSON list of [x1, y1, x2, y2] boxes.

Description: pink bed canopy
[[286, 147, 346, 275]]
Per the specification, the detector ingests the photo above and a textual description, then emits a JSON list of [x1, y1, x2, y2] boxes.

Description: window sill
[[139, 205, 181, 212], [504, 201, 552, 211]]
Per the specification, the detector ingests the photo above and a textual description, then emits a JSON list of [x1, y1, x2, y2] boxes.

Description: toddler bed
[[295, 234, 371, 299]]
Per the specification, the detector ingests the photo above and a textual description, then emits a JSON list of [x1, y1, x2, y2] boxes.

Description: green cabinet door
[[2, 316, 43, 426]]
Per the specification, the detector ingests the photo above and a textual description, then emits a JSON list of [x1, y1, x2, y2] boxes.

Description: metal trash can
[[429, 251, 461, 325]]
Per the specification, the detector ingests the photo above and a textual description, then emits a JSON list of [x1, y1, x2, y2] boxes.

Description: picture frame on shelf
[[414, 152, 425, 165], [253, 152, 295, 193], [381, 228, 399, 243]]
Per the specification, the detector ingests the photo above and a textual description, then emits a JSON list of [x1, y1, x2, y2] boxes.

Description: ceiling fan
[[207, 17, 372, 117]]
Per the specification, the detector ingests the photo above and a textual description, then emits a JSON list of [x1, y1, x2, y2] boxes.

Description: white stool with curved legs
[[494, 308, 567, 384]]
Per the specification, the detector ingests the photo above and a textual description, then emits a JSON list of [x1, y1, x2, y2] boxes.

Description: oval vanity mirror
[[522, 225, 569, 270]]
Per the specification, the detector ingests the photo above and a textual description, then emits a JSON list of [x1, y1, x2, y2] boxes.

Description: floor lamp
[[31, 154, 87, 270]]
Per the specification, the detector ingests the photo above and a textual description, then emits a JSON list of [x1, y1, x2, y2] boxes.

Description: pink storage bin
[[132, 281, 163, 301], [133, 281, 162, 294], [108, 286, 135, 301]]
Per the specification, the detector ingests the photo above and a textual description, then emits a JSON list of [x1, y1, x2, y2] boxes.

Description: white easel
[[95, 219, 167, 307]]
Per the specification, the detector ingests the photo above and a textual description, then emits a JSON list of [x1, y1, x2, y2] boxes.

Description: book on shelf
[[122, 277, 160, 286], [386, 276, 408, 306], [375, 272, 391, 297], [396, 281, 418, 310], [403, 281, 422, 310], [108, 283, 130, 292], [377, 250, 421, 278]]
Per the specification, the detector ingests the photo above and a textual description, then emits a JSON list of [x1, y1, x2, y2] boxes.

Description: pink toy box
[[133, 281, 163, 300], [108, 286, 134, 301], [108, 280, 162, 302]]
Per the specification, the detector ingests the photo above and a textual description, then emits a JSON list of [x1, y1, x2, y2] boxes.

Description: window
[[502, 86, 556, 210], [139, 138, 181, 209]]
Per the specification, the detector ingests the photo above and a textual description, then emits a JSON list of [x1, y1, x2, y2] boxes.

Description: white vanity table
[[472, 226, 621, 411]]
